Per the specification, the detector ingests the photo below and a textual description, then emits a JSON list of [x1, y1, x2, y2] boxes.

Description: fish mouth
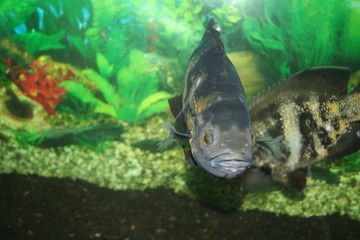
[[209, 152, 251, 170]]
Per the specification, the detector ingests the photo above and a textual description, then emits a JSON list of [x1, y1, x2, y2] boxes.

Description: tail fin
[[337, 82, 360, 123], [327, 122, 360, 160], [328, 83, 360, 159]]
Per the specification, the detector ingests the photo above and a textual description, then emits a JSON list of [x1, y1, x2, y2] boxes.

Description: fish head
[[189, 101, 254, 178]]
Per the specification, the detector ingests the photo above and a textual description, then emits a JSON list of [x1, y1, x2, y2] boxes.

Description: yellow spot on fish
[[192, 92, 221, 113], [328, 102, 340, 116]]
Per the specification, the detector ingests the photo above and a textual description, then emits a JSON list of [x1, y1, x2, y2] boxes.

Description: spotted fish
[[160, 19, 280, 179], [241, 67, 360, 190]]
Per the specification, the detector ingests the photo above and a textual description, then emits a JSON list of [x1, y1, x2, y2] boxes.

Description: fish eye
[[202, 129, 214, 145]]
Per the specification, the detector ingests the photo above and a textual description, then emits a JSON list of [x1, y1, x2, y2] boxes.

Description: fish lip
[[209, 152, 251, 169]]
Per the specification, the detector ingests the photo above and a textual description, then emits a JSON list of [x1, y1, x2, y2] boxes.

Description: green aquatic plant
[[210, 0, 243, 50], [86, 0, 148, 72], [0, 0, 40, 35], [115, 50, 172, 122], [61, 50, 172, 122], [74, 133, 112, 153], [151, 0, 205, 82], [212, 3, 241, 26], [11, 30, 66, 57], [56, 93, 96, 123], [341, 151, 360, 172], [10, 128, 44, 148], [34, 0, 93, 61], [0, 60, 11, 89], [119, 0, 206, 93], [241, 3, 290, 79], [340, 0, 360, 67], [240, 0, 349, 79], [85, 0, 248, 93], [1, 0, 92, 60], [96, 51, 114, 79]]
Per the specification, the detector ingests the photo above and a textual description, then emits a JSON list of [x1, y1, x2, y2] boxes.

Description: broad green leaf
[[0, 0, 39, 32], [183, 11, 192, 22], [116, 106, 137, 122], [94, 104, 116, 118], [140, 99, 170, 119], [60, 81, 103, 106], [261, 39, 285, 51], [137, 91, 172, 118], [12, 30, 66, 56], [227, 15, 241, 23], [194, 5, 202, 14], [84, 69, 120, 107], [96, 52, 113, 78], [129, 49, 147, 74], [69, 35, 92, 59]]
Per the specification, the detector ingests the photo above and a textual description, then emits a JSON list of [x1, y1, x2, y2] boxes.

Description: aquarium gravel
[[0, 114, 359, 221]]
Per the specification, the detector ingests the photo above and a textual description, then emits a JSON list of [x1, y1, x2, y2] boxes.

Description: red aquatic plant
[[3, 57, 21, 79], [4, 57, 75, 117]]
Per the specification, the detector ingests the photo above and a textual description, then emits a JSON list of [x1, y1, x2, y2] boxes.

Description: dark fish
[[160, 19, 280, 179], [242, 67, 360, 190]]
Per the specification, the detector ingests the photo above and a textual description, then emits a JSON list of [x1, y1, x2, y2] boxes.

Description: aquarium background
[[0, 0, 359, 239]]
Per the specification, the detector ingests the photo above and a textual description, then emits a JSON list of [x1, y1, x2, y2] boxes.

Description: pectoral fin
[[158, 121, 191, 151], [237, 167, 274, 193], [256, 135, 284, 160]]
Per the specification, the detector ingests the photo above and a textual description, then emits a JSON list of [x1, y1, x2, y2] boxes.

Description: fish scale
[[247, 67, 360, 189], [162, 18, 257, 179], [162, 20, 359, 190]]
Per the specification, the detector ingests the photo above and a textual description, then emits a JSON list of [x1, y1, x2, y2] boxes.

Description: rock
[[0, 38, 32, 67], [0, 82, 51, 132]]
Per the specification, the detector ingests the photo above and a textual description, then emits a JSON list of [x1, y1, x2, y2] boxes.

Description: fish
[[240, 67, 360, 190], [160, 18, 280, 179]]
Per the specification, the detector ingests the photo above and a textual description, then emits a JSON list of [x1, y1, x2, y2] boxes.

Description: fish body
[[245, 67, 360, 190], [164, 19, 254, 178]]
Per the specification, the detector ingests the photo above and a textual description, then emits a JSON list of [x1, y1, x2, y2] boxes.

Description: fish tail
[[342, 86, 360, 122], [327, 86, 360, 159], [348, 83, 360, 122]]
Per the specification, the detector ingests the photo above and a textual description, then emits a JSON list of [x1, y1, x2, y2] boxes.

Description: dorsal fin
[[249, 67, 351, 109], [200, 18, 223, 52]]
